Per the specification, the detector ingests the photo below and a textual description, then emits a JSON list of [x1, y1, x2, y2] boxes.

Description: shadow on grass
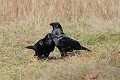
[[45, 50, 91, 61]]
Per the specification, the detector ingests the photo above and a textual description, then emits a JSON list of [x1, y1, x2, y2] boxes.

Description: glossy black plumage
[[50, 22, 91, 57], [26, 33, 55, 60]]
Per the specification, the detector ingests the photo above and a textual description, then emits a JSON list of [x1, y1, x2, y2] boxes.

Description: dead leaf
[[112, 76, 117, 80], [89, 73, 98, 79], [81, 73, 98, 80]]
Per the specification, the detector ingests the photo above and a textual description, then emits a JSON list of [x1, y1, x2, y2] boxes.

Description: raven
[[50, 22, 91, 57], [26, 33, 55, 60]]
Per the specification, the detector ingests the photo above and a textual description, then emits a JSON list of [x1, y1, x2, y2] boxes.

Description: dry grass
[[0, 0, 120, 23], [0, 0, 120, 80]]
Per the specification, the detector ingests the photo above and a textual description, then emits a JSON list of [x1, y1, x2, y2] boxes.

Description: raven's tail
[[75, 46, 91, 51], [80, 46, 91, 51], [26, 46, 35, 50]]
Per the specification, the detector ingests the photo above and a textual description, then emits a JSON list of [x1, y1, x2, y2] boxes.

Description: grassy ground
[[0, 0, 120, 80], [0, 19, 120, 80]]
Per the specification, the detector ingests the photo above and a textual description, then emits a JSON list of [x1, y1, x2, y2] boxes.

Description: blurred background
[[0, 0, 120, 23]]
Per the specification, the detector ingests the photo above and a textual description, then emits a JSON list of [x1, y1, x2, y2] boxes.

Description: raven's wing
[[59, 36, 81, 49], [33, 39, 45, 50], [60, 36, 91, 51]]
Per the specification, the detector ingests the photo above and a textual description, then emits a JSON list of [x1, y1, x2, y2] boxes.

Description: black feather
[[26, 46, 35, 50], [26, 33, 55, 60], [50, 22, 91, 57]]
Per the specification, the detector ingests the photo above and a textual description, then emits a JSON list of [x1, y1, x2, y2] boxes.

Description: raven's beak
[[50, 23, 54, 26]]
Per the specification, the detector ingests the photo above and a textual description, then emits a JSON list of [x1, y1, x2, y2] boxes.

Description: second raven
[[26, 33, 55, 60], [50, 22, 91, 57]]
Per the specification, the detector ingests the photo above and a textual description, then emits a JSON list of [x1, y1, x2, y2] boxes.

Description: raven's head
[[44, 33, 53, 40], [50, 22, 62, 29], [44, 33, 55, 45]]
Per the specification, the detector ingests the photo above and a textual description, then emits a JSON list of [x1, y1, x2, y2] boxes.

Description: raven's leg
[[60, 51, 67, 57], [34, 51, 38, 56], [38, 53, 50, 60], [46, 52, 50, 58], [43, 53, 50, 59], [40, 55, 47, 61]]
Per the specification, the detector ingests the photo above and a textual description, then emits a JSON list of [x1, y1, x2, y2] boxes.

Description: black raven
[[26, 33, 55, 60], [50, 22, 91, 57]]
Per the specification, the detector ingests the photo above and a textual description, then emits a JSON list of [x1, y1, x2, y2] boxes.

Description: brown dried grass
[[0, 0, 120, 23]]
